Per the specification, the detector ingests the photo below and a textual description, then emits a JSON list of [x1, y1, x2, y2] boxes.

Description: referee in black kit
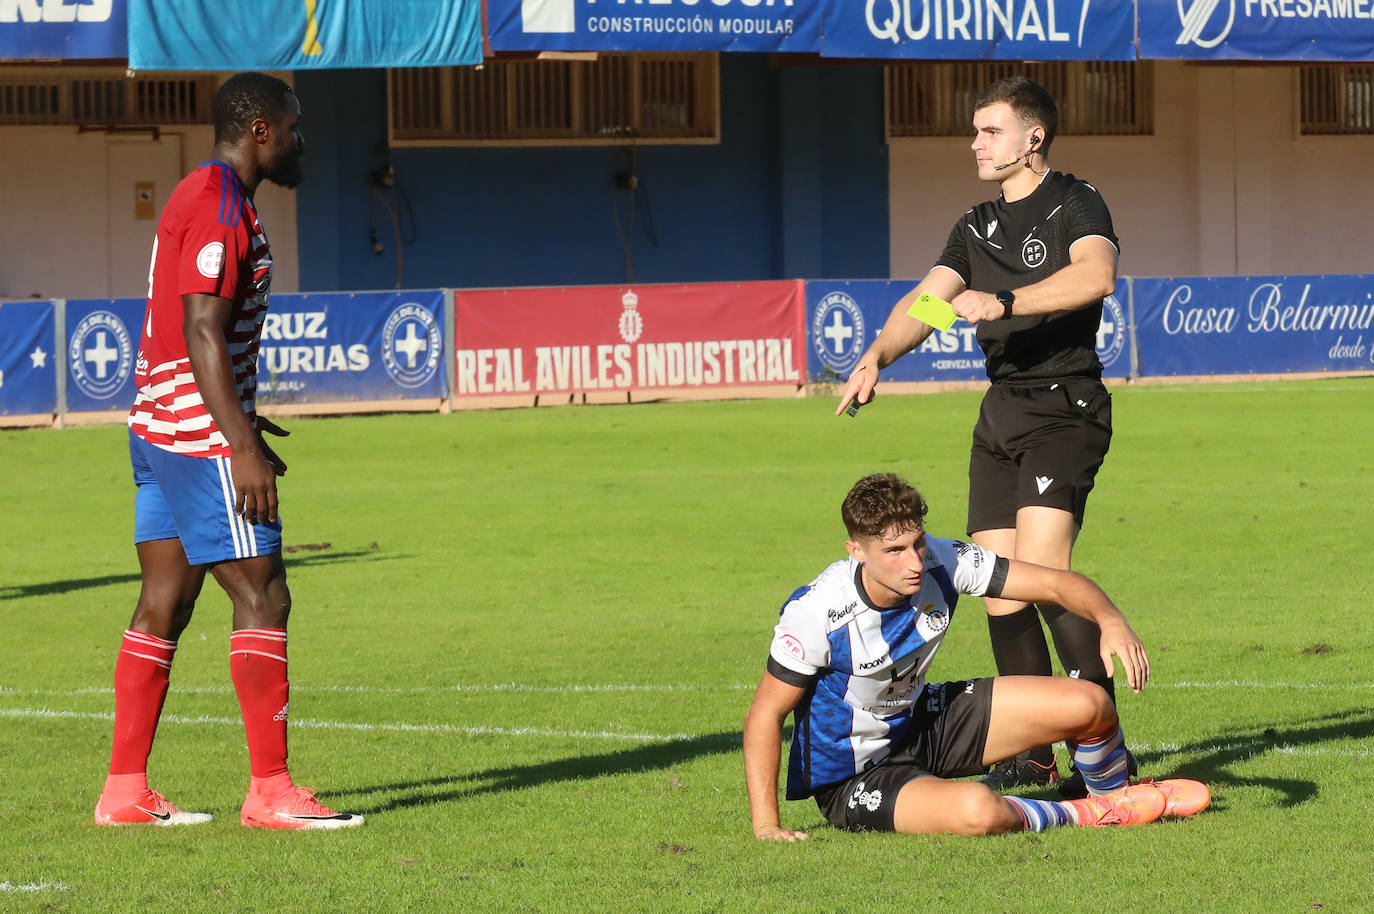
[[836, 76, 1126, 797]]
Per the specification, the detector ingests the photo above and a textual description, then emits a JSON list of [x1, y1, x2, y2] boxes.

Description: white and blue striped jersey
[[767, 537, 1007, 800]]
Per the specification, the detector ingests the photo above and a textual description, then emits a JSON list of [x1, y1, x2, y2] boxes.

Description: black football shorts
[[966, 379, 1112, 534], [812, 679, 993, 832]]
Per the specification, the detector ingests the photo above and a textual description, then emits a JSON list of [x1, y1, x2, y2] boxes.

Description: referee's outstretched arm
[[834, 266, 966, 417]]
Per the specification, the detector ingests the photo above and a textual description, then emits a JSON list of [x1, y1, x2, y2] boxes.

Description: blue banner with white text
[[1137, 0, 1374, 61], [806, 279, 1132, 383], [258, 291, 447, 405], [1133, 275, 1374, 376], [0, 301, 57, 416], [821, 0, 1135, 59], [0, 0, 127, 60], [128, 0, 481, 70], [488, 0, 820, 52]]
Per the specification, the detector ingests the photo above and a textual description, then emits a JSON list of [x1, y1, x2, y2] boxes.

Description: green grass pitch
[[2, 379, 1372, 913]]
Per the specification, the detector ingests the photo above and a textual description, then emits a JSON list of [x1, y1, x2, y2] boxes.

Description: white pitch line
[[0, 682, 755, 698], [0, 882, 68, 893], [1, 679, 1367, 698], [0, 707, 704, 744]]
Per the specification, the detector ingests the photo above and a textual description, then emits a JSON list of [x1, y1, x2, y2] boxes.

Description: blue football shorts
[[130, 430, 282, 566]]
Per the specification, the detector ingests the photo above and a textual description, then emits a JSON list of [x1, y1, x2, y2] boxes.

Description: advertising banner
[[1138, 0, 1374, 61], [488, 0, 820, 53], [806, 279, 1132, 383], [258, 291, 447, 405], [128, 0, 482, 70], [0, 0, 126, 60], [65, 297, 145, 413], [1133, 275, 1374, 376], [821, 0, 1135, 60], [452, 281, 805, 398], [0, 300, 57, 416]]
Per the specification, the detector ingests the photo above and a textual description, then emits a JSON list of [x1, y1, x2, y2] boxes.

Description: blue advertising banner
[[488, 0, 820, 52], [1133, 275, 1374, 376], [259, 291, 446, 405], [1138, 0, 1374, 61], [807, 279, 1132, 383], [0, 300, 57, 416], [129, 0, 481, 70], [821, 0, 1135, 60], [66, 298, 144, 413], [0, 0, 126, 60]]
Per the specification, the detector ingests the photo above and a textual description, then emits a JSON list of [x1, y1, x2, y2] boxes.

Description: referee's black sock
[[986, 605, 1056, 769], [1038, 603, 1116, 704]]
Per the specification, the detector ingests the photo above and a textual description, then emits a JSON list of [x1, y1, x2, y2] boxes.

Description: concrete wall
[[3, 59, 1370, 303], [291, 56, 890, 292], [889, 61, 1374, 281]]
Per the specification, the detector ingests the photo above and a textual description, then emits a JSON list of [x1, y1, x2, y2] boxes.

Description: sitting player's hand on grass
[[755, 824, 809, 843]]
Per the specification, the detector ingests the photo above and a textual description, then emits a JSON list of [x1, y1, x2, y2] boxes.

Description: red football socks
[[229, 628, 291, 781], [107, 630, 177, 784]]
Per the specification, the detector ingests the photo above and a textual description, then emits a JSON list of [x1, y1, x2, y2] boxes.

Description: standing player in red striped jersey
[[96, 72, 361, 830]]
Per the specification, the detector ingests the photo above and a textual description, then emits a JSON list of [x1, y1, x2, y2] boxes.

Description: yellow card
[[906, 293, 957, 332]]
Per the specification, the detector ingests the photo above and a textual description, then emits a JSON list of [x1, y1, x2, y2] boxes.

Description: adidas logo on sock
[[272, 703, 289, 722]]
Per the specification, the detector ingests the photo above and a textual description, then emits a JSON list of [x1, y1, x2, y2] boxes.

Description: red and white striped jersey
[[128, 161, 273, 456]]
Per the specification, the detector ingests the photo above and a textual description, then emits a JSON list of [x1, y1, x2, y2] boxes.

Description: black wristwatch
[[996, 290, 1015, 320]]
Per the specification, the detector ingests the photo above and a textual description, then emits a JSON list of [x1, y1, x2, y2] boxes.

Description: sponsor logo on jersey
[[811, 291, 865, 374], [69, 310, 134, 400], [1035, 475, 1054, 495], [858, 653, 889, 672], [847, 780, 883, 813], [195, 241, 226, 279], [1096, 293, 1127, 369], [780, 633, 805, 660], [1022, 237, 1047, 269], [381, 303, 443, 389], [827, 601, 859, 626]]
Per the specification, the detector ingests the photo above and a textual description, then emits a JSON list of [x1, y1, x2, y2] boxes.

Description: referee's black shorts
[[966, 378, 1112, 535]]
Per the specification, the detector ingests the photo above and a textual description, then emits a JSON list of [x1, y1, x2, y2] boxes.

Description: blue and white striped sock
[[1072, 726, 1130, 795], [1003, 795, 1073, 832]]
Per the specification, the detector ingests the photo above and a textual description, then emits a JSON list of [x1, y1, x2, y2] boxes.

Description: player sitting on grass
[[743, 473, 1208, 839]]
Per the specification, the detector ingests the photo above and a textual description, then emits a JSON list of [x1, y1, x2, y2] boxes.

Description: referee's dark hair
[[842, 474, 929, 540], [974, 76, 1059, 157], [213, 72, 295, 145]]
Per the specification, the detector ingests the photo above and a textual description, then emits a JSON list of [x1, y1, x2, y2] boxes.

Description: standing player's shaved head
[[213, 72, 296, 145]]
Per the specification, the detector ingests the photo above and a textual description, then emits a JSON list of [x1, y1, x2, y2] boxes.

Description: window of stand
[[886, 61, 1153, 140], [1300, 65, 1374, 135], [389, 53, 720, 146], [0, 68, 214, 126]]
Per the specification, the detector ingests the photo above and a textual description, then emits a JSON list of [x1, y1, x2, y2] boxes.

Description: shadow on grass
[[0, 549, 406, 601], [343, 731, 744, 815], [1123, 708, 1373, 809]]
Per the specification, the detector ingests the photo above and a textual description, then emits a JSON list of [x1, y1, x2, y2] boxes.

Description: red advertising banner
[[453, 281, 806, 398]]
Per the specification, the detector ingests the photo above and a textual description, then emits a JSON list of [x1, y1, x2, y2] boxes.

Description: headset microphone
[[992, 134, 1040, 171]]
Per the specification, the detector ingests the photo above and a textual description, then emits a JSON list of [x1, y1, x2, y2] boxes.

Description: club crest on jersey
[[811, 291, 865, 374], [68, 310, 134, 400], [920, 604, 949, 636], [1022, 237, 1047, 269], [780, 634, 805, 660], [381, 303, 442, 388]]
